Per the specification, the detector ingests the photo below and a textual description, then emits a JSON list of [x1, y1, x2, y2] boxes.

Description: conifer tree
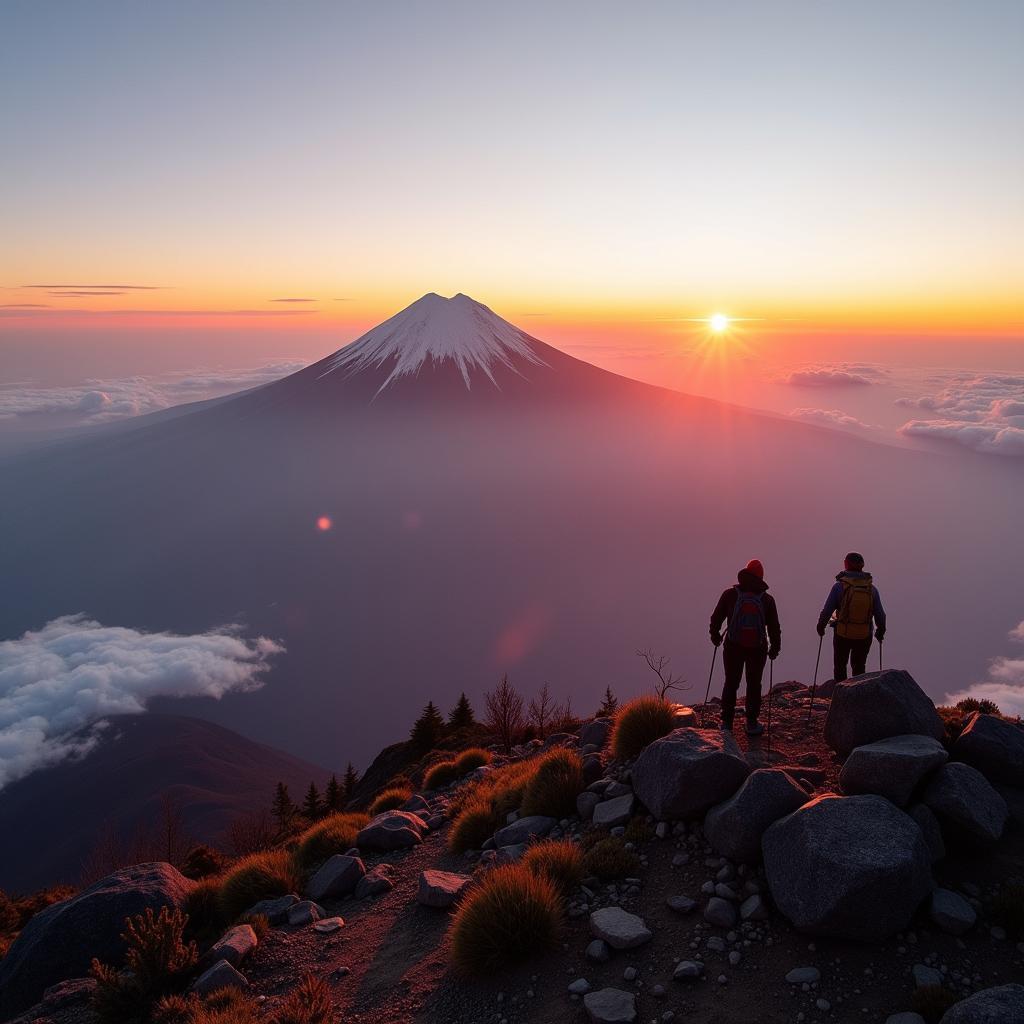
[[447, 692, 476, 731], [341, 762, 359, 802], [410, 700, 445, 751], [271, 781, 296, 834], [324, 774, 342, 812], [301, 781, 322, 821], [598, 686, 619, 717]]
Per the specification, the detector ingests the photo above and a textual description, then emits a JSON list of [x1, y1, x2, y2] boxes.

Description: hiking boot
[[745, 719, 765, 736]]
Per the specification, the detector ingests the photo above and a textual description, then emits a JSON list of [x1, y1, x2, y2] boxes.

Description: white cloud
[[0, 615, 283, 788], [1010, 621, 1024, 643], [0, 361, 306, 424], [789, 408, 878, 431], [945, 621, 1024, 717], [782, 368, 874, 387]]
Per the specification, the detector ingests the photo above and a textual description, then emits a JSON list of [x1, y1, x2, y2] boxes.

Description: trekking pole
[[878, 638, 883, 672], [701, 643, 719, 727], [807, 633, 824, 722], [766, 655, 774, 742]]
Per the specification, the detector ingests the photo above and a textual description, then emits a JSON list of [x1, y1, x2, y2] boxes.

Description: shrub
[[91, 907, 198, 1024], [0, 890, 17, 932], [454, 747, 491, 772], [583, 836, 641, 879], [181, 845, 225, 880], [218, 850, 301, 922], [521, 840, 583, 894], [154, 989, 259, 1024], [520, 749, 583, 818], [448, 760, 539, 853], [423, 761, 460, 790], [450, 864, 562, 974], [955, 697, 1002, 716], [183, 876, 225, 941], [991, 882, 1024, 937], [911, 986, 960, 1024], [610, 696, 675, 761], [449, 795, 499, 853], [368, 786, 412, 816], [295, 812, 369, 869], [271, 974, 334, 1024]]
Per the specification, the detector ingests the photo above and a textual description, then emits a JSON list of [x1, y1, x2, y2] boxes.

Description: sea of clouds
[[945, 619, 1024, 718]]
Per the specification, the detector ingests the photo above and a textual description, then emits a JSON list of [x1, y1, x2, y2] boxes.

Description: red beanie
[[745, 559, 764, 579]]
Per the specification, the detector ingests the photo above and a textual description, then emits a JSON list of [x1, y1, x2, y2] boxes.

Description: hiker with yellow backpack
[[816, 551, 887, 681]]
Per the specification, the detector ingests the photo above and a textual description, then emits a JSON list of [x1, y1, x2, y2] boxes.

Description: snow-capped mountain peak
[[318, 292, 546, 393]]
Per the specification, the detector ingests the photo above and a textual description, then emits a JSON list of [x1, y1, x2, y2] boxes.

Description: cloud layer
[[944, 619, 1024, 717], [0, 615, 283, 788], [781, 367, 876, 387], [789, 407, 878, 432]]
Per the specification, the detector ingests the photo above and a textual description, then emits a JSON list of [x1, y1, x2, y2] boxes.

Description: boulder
[[592, 793, 635, 829], [582, 753, 604, 785], [589, 907, 652, 949], [929, 888, 976, 935], [190, 959, 248, 996], [705, 769, 808, 863], [939, 984, 1024, 1024], [0, 862, 194, 1019], [907, 803, 946, 862], [287, 900, 324, 926], [583, 988, 637, 1023], [580, 718, 612, 749], [839, 735, 948, 806], [244, 894, 298, 924], [922, 762, 1007, 846], [952, 712, 1024, 786], [305, 854, 366, 902], [823, 670, 945, 758], [632, 728, 750, 820], [198, 924, 257, 971], [417, 869, 472, 908], [355, 866, 395, 899], [401, 793, 431, 814], [577, 791, 601, 821], [357, 810, 426, 851], [762, 794, 932, 941], [492, 815, 557, 847]]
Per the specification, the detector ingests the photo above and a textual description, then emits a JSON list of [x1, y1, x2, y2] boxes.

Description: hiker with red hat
[[816, 551, 886, 681], [709, 559, 781, 735]]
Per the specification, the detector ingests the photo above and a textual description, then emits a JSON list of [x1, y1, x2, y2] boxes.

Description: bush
[[520, 749, 583, 818], [449, 795, 499, 853], [154, 989, 258, 1024], [183, 876, 225, 941], [521, 840, 583, 894], [423, 761, 460, 790], [583, 836, 641, 879], [454, 747, 492, 772], [368, 786, 412, 816], [181, 845, 225, 880], [991, 882, 1024, 937], [955, 697, 1002, 716], [91, 907, 198, 1024], [295, 813, 369, 870], [271, 974, 334, 1024], [911, 986, 960, 1024], [0, 890, 17, 933], [448, 760, 539, 853], [218, 850, 301, 922], [610, 696, 675, 761], [450, 864, 562, 974]]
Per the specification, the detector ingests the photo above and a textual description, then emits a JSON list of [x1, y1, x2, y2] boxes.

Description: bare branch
[[635, 647, 689, 700]]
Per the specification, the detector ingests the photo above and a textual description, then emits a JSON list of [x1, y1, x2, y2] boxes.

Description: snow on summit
[[320, 292, 546, 392]]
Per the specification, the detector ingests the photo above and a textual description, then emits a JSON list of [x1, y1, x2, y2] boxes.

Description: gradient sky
[[2, 1, 1023, 374]]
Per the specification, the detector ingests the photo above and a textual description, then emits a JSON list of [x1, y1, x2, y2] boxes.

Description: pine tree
[[271, 782, 296, 834], [324, 774, 342, 813], [598, 685, 619, 717], [410, 701, 445, 751], [301, 781, 322, 821], [447, 692, 476, 731], [341, 762, 359, 802]]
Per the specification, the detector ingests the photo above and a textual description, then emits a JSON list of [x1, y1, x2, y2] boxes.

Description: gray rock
[[632, 728, 750, 820], [0, 862, 194, 1019], [763, 794, 932, 941], [190, 959, 248, 996], [577, 791, 601, 821], [593, 793, 635, 829], [994, 784, 1024, 830], [589, 907, 653, 949], [584, 988, 637, 1023], [740, 894, 768, 921], [401, 793, 431, 813], [703, 896, 737, 928], [907, 802, 946, 862], [785, 967, 820, 984], [198, 925, 257, 971], [953, 712, 1024, 786], [287, 900, 324, 926], [244, 893, 298, 924], [665, 895, 696, 914], [922, 762, 1007, 846], [580, 718, 613, 750], [913, 964, 943, 988], [886, 1015, 926, 1024], [417, 869, 472, 908], [582, 754, 605, 785], [939, 984, 1024, 1023], [929, 888, 976, 935], [312, 916, 345, 933], [357, 810, 427, 851], [306, 853, 366, 902], [495, 843, 528, 864], [569, 978, 592, 995], [492, 814, 557, 846], [604, 781, 633, 798], [355, 866, 395, 899], [823, 670, 945, 758], [586, 939, 611, 962], [705, 769, 808, 863], [839, 734, 949, 806], [673, 960, 705, 980]]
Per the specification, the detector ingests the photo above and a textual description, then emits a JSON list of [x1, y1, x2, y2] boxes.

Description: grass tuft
[[583, 835, 641, 879], [294, 813, 369, 870], [610, 696, 675, 761], [270, 974, 334, 1024], [454, 747, 492, 772], [520, 749, 584, 818], [448, 760, 538, 853], [368, 786, 412, 816], [450, 864, 562, 974], [218, 850, 301, 922], [520, 839, 583, 894], [423, 761, 460, 790], [183, 876, 225, 942]]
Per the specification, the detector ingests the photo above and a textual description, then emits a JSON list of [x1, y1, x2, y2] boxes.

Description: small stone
[[703, 897, 737, 929], [623, 966, 638, 982], [786, 967, 821, 985], [287, 900, 324, 926], [673, 960, 704, 981], [569, 978, 592, 995], [417, 869, 472, 908], [590, 907, 653, 949], [740, 894, 768, 921], [816, 998, 831, 1011], [586, 939, 611, 963], [583, 988, 637, 1024], [912, 964, 942, 988], [929, 888, 976, 935], [313, 916, 345, 933], [666, 895, 696, 914], [190, 959, 248, 996]]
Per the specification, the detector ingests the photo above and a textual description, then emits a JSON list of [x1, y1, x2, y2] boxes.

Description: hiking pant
[[721, 642, 766, 724], [834, 635, 872, 682]]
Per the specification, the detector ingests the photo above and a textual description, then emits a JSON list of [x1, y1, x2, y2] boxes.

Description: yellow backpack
[[836, 574, 874, 640]]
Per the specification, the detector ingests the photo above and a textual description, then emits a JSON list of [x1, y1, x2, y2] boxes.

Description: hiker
[[709, 559, 781, 735], [816, 551, 886, 681]]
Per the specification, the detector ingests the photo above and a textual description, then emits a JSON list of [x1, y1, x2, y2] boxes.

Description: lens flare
[[316, 515, 332, 531], [710, 313, 729, 333]]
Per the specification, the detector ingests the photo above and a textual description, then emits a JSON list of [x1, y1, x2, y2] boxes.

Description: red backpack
[[727, 588, 766, 648]]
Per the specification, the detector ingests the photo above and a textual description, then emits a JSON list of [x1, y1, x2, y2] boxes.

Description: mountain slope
[[0, 714, 330, 893]]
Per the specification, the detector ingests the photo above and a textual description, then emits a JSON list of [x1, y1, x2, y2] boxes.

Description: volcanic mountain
[[1, 293, 1021, 775]]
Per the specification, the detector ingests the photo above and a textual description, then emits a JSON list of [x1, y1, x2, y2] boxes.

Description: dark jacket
[[817, 570, 886, 632], [710, 570, 782, 653]]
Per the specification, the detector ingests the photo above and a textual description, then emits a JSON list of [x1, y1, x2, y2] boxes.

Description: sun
[[709, 312, 730, 333]]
